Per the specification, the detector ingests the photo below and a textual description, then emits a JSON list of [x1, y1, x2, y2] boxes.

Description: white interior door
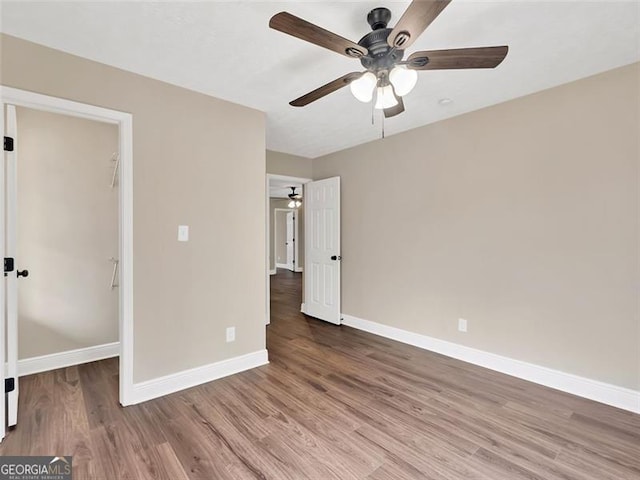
[[303, 177, 341, 324], [5, 105, 19, 428], [286, 211, 294, 271], [0, 104, 7, 440]]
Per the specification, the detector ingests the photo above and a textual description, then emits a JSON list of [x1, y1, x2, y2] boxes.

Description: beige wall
[[267, 150, 312, 178], [1, 34, 266, 383], [313, 63, 640, 390], [17, 107, 118, 359]]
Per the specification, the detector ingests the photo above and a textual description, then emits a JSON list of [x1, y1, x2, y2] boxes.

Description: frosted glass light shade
[[389, 66, 418, 96], [350, 72, 377, 102], [374, 85, 398, 110]]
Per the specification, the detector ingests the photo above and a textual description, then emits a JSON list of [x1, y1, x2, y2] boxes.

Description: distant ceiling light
[[438, 98, 453, 105], [287, 186, 302, 208]]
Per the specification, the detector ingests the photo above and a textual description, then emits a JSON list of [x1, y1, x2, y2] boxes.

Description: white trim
[[276, 263, 290, 269], [130, 349, 268, 405], [301, 303, 306, 313], [269, 269, 277, 275], [341, 314, 640, 414], [294, 267, 304, 273], [1, 86, 135, 407], [16, 342, 120, 377], [265, 174, 270, 325]]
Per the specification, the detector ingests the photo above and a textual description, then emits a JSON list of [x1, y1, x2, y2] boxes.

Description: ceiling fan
[[269, 0, 508, 118], [288, 187, 302, 208]]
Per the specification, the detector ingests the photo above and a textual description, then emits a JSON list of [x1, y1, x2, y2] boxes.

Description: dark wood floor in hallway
[[1, 268, 639, 479]]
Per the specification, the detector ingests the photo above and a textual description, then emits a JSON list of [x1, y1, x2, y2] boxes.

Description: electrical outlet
[[458, 318, 468, 333], [226, 327, 236, 343]]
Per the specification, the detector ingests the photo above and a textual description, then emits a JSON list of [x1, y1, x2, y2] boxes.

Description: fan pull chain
[[382, 111, 385, 139]]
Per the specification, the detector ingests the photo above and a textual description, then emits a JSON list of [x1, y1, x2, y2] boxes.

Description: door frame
[[274, 208, 295, 271], [0, 86, 135, 407], [265, 174, 311, 325]]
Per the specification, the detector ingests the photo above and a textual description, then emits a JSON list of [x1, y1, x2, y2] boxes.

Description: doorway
[[1, 86, 134, 440], [265, 174, 311, 324], [274, 208, 297, 271]]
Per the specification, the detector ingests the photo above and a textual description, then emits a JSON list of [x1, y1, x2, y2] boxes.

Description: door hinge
[[4, 136, 14, 152], [5, 377, 15, 394], [4, 257, 15, 276]]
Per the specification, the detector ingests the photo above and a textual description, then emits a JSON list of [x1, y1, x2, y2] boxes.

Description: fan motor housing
[[358, 8, 404, 72], [358, 28, 404, 71]]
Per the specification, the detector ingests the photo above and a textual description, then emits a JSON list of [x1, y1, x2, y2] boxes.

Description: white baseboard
[[16, 342, 120, 377], [341, 314, 640, 414], [276, 263, 290, 269], [301, 303, 306, 313], [294, 267, 303, 273], [130, 349, 269, 405], [269, 269, 277, 275]]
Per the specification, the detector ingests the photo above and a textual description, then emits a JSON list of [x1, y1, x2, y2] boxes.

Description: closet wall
[[17, 107, 119, 359]]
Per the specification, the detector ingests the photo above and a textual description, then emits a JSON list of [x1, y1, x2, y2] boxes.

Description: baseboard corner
[[129, 349, 269, 405]]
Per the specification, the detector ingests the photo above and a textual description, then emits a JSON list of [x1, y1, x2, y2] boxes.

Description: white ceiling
[[1, 1, 638, 158], [269, 177, 305, 198]]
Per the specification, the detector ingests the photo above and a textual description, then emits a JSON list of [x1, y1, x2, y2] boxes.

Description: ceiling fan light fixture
[[374, 85, 398, 110], [389, 65, 418, 96], [350, 72, 377, 102], [287, 186, 302, 208]]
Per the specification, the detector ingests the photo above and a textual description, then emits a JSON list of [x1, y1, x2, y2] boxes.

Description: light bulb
[[295, 200, 302, 208], [288, 200, 295, 208], [350, 72, 377, 103], [374, 85, 399, 110], [389, 65, 418, 96]]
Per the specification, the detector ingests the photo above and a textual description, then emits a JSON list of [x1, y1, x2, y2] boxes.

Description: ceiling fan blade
[[407, 46, 509, 70], [387, 0, 452, 49], [270, 12, 368, 59], [290, 72, 363, 107], [384, 92, 405, 118]]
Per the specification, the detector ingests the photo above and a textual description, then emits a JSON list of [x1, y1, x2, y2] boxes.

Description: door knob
[[17, 270, 29, 278], [330, 255, 341, 261]]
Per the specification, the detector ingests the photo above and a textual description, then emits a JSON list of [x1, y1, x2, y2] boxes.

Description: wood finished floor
[[2, 268, 639, 479]]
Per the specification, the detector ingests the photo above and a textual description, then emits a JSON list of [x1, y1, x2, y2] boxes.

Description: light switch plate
[[178, 225, 189, 242], [226, 327, 236, 343]]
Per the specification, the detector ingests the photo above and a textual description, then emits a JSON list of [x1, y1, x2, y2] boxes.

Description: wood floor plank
[[1, 268, 638, 479]]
